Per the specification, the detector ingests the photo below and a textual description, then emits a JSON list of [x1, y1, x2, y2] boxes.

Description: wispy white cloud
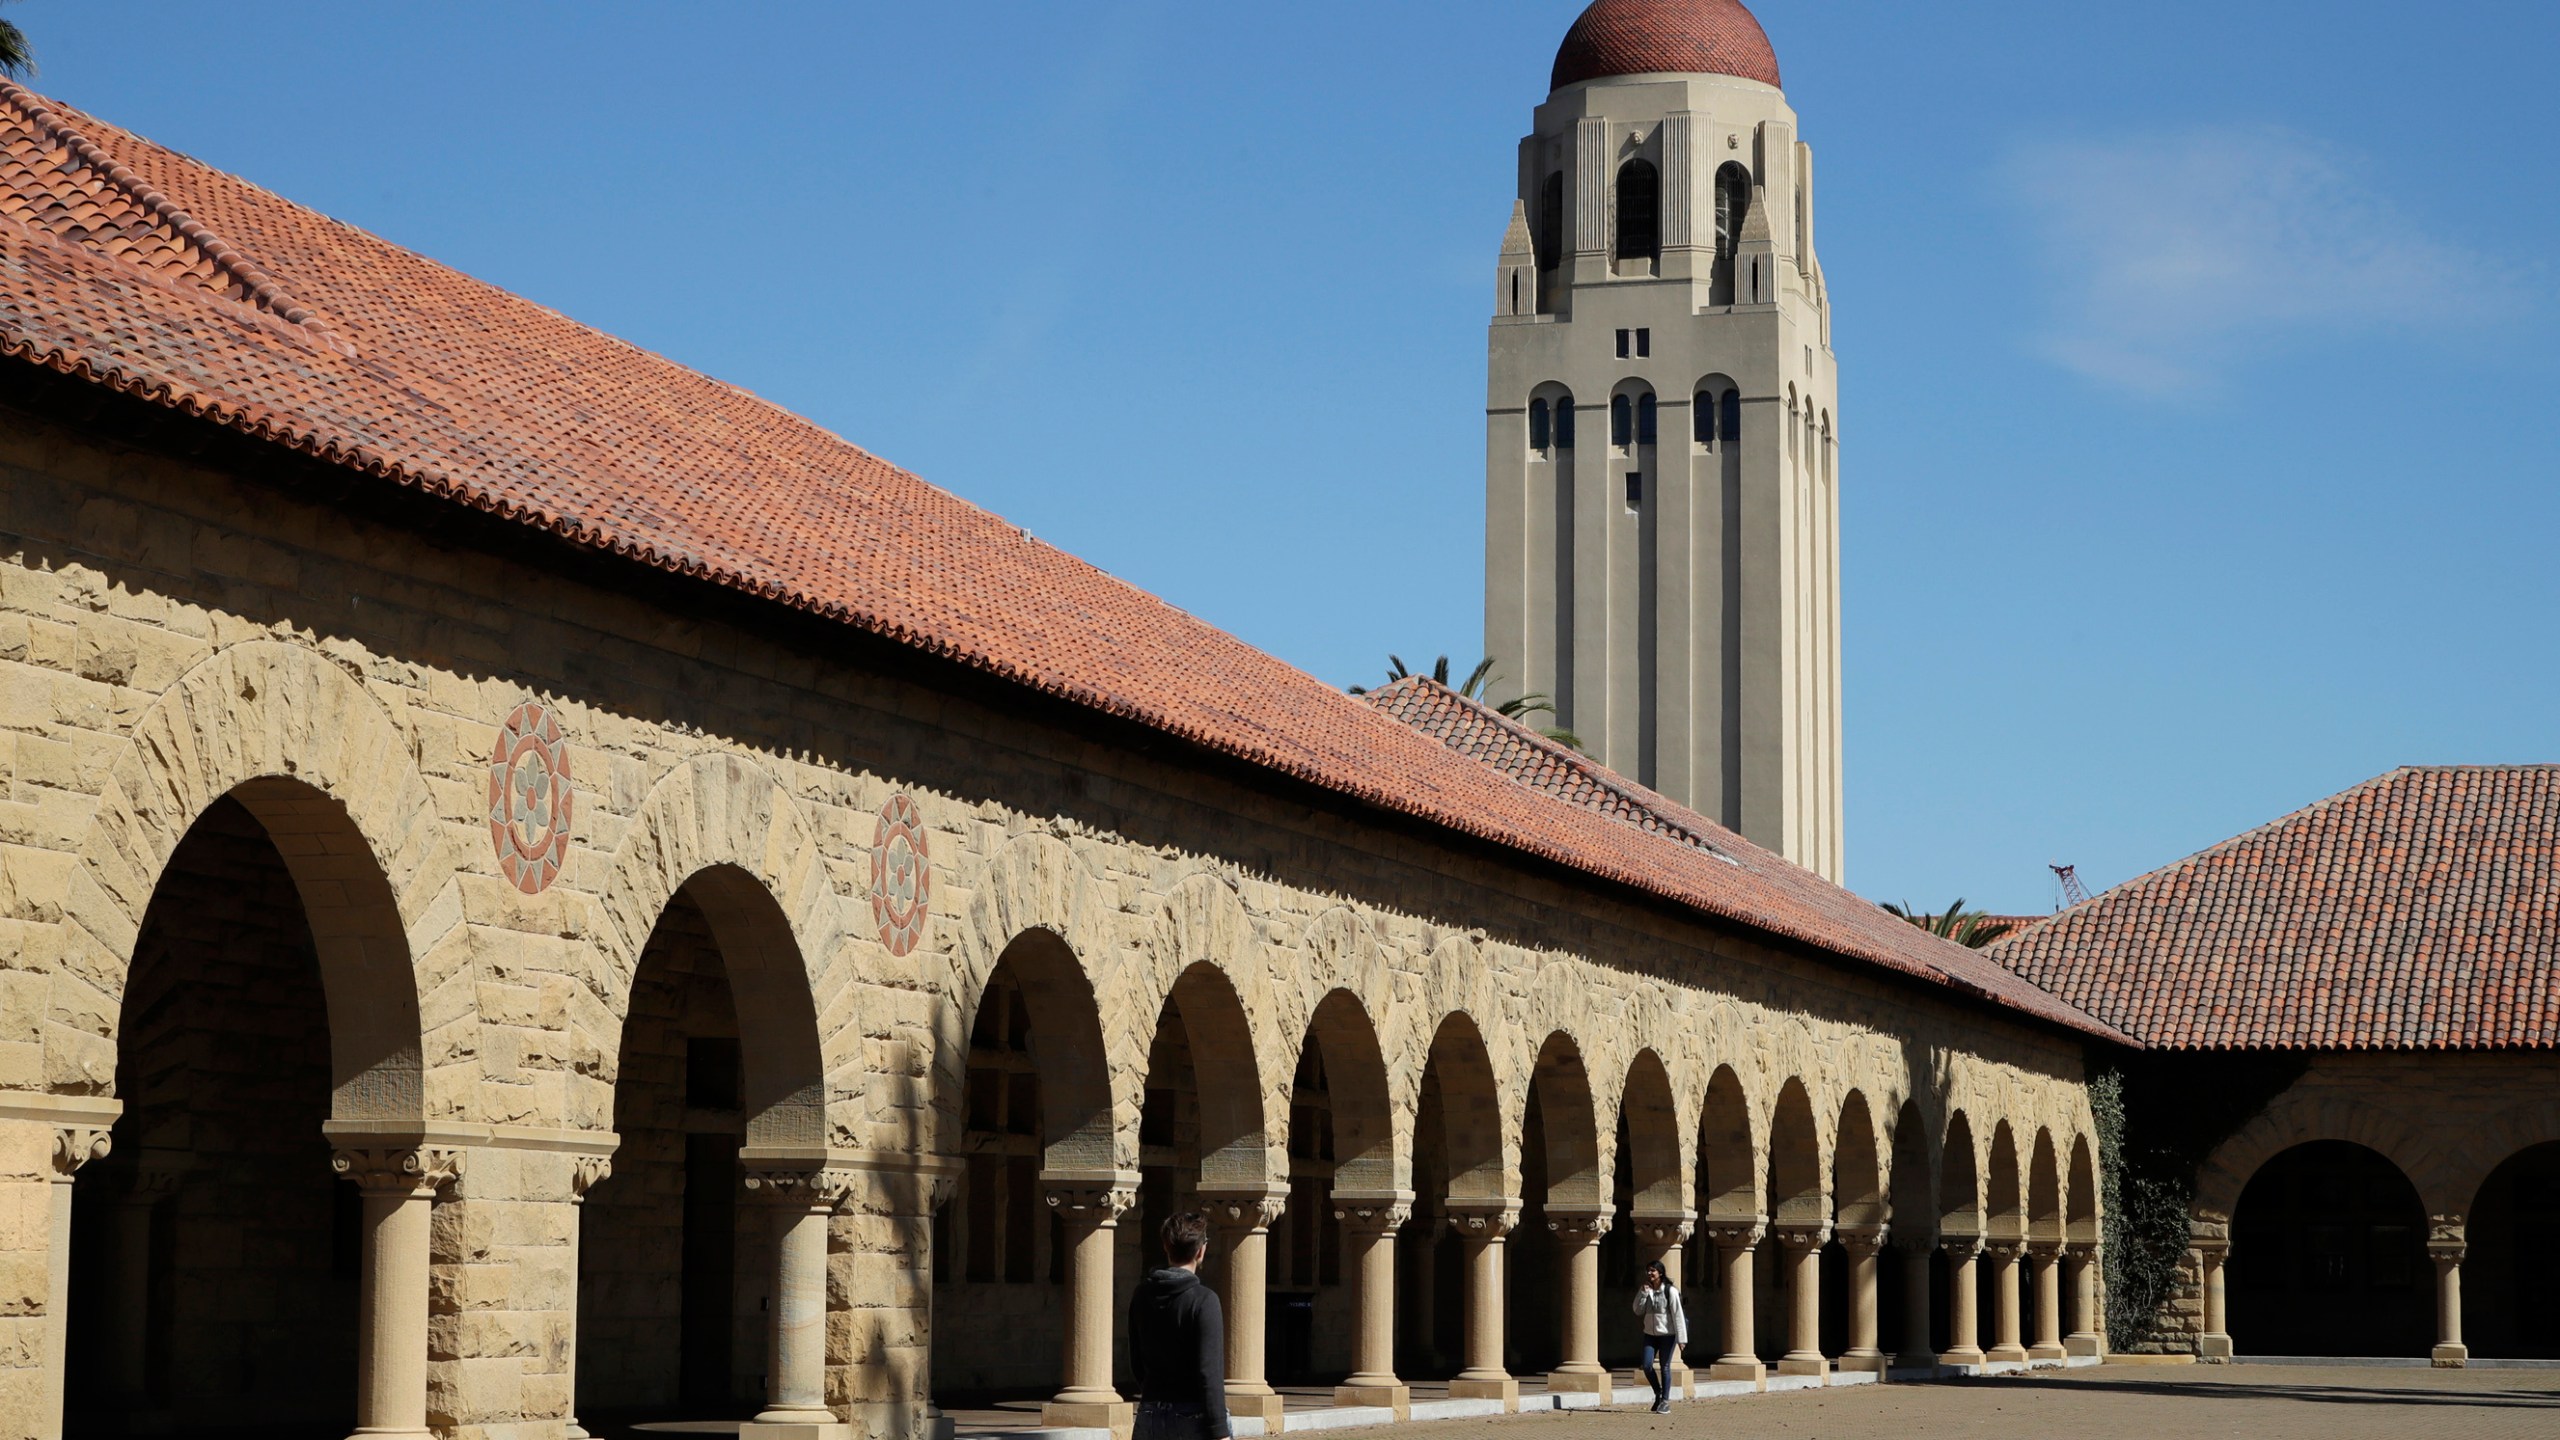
[[2000, 126, 2523, 393]]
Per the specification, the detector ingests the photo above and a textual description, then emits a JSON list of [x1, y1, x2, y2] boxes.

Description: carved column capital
[[1836, 1224, 1889, 1258], [2189, 1234, 2231, 1263], [1629, 1211, 1696, 1250], [1445, 1201, 1522, 1240], [1771, 1221, 1832, 1252], [1546, 1206, 1614, 1242], [569, 1155, 614, 1202], [1200, 1186, 1290, 1235], [51, 1125, 112, 1181], [1982, 1237, 2026, 1262], [925, 1169, 963, 1215], [2025, 1239, 2065, 1261], [743, 1166, 860, 1214], [1939, 1234, 1985, 1261], [331, 1145, 466, 1198], [2065, 1240, 2102, 1261], [2426, 1223, 2467, 1266], [1702, 1217, 1765, 1251], [1042, 1180, 1139, 1231], [1332, 1196, 1415, 1236]]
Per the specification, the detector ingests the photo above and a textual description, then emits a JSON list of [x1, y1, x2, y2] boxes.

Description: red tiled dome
[[1551, 0, 1782, 92]]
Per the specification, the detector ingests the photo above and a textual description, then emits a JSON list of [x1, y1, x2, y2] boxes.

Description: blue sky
[[26, 2, 2556, 913]]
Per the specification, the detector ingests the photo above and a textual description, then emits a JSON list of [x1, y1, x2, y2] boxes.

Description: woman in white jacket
[[1631, 1260, 1688, 1413]]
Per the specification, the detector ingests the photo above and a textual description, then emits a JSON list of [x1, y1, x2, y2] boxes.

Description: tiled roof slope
[[0, 83, 2120, 1043], [1363, 679, 2112, 1030], [1552, 0, 1783, 92], [1988, 768, 2560, 1051]]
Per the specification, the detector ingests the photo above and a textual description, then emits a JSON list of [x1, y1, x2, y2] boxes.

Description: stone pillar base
[[2065, 1335, 2103, 1359], [1448, 1375, 1521, 1409], [1776, 1356, 1829, 1378], [2432, 1344, 2469, 1368], [1707, 1357, 1765, 1384], [1545, 1366, 1610, 1395], [738, 1426, 856, 1440], [1333, 1381, 1410, 1418], [1042, 1400, 1134, 1433], [2028, 1343, 2068, 1362], [1939, 1346, 1986, 1367], [1667, 1360, 1695, 1397], [1836, 1350, 1886, 1375], [2197, 1333, 2233, 1362], [1227, 1388, 1286, 1427], [1986, 1344, 2029, 1364]]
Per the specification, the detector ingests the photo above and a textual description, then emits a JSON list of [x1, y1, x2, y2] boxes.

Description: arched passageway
[[2228, 1141, 2430, 1357], [1686, 1066, 1759, 1376], [1603, 1053, 1683, 1367], [63, 774, 436, 1440], [578, 865, 828, 1431], [2461, 1142, 2560, 1359], [1402, 1014, 1506, 1390], [1880, 1101, 1935, 1360], [1289, 991, 1396, 1394], [1763, 1081, 1823, 1371]]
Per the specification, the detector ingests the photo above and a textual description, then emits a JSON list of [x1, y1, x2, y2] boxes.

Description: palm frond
[[0, 17, 33, 80]]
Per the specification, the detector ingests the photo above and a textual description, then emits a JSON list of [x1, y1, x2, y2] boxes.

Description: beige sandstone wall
[[0, 411, 2101, 1439]]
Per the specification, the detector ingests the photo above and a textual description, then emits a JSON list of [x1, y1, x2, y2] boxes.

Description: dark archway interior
[[579, 885, 772, 1433], [65, 796, 354, 1440], [2229, 1140, 2430, 1357], [2466, 1141, 2560, 1359]]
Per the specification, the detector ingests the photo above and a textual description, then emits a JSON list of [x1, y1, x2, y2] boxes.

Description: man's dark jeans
[[1640, 1336, 1680, 1398], [1134, 1399, 1223, 1440]]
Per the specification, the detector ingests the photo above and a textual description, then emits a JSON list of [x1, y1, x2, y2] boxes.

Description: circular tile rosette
[[871, 793, 932, 957], [488, 700, 574, 895]]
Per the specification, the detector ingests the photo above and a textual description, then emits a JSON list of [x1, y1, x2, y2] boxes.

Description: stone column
[[331, 1145, 466, 1440], [1446, 1201, 1522, 1408], [2026, 1242, 2066, 1362], [2065, 1243, 2103, 1358], [560, 1156, 613, 1440], [40, 1125, 113, 1440], [1939, 1237, 1984, 1366], [1203, 1186, 1290, 1429], [1631, 1213, 1696, 1398], [1042, 1180, 1139, 1432], [1897, 1238, 1936, 1369], [1836, 1226, 1886, 1374], [1704, 1219, 1765, 1384], [1331, 1195, 1414, 1416], [1773, 1223, 1829, 1378], [2193, 1231, 2232, 1362], [740, 1165, 858, 1437], [2429, 1225, 2468, 1368], [1984, 1240, 2027, 1363], [107, 1160, 181, 1408], [1545, 1207, 1612, 1394]]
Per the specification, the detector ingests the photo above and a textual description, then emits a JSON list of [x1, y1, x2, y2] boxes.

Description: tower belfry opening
[[1484, 0, 1843, 881]]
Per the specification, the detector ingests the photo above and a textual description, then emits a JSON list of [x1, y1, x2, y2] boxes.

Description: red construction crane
[[2050, 863, 2091, 910]]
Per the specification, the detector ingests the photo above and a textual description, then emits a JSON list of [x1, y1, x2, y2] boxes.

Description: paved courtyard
[[1304, 1366, 2560, 1440]]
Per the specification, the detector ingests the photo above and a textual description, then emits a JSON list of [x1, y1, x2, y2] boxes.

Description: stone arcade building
[[0, 13, 2119, 1439]]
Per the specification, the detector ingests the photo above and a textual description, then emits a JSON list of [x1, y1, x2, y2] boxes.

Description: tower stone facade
[[1485, 0, 1843, 881]]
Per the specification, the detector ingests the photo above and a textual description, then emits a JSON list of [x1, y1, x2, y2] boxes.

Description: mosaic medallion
[[871, 793, 931, 957], [488, 700, 574, 895]]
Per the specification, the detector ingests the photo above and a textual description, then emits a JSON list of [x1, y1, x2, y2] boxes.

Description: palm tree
[[1351, 654, 1582, 750], [0, 3, 33, 80], [1883, 898, 2016, 949]]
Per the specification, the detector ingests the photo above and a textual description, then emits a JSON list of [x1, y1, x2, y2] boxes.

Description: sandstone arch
[[1159, 959, 1274, 1186], [2066, 1132, 2099, 1245], [1699, 1065, 1761, 1219], [1301, 988, 1399, 1195], [1621, 1050, 1684, 1214], [1941, 1113, 1982, 1239], [2028, 1128, 2063, 1245], [1767, 1078, 1824, 1226], [1527, 1030, 1603, 1210], [1422, 1010, 1507, 1200], [1888, 1098, 1934, 1244], [1985, 1120, 2025, 1243], [1833, 1091, 1884, 1232], [53, 639, 452, 1120], [2194, 1090, 2437, 1223]]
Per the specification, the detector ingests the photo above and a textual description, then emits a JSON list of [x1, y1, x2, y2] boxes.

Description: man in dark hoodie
[[1128, 1211, 1231, 1440]]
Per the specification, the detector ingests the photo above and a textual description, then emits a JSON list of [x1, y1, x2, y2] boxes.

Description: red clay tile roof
[[1552, 0, 1783, 92], [0, 82, 2120, 1043], [1363, 679, 2116, 1031], [1988, 768, 2560, 1051]]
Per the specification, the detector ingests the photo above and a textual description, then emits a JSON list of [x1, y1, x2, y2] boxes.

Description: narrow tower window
[[1625, 472, 1644, 509], [1713, 162, 1753, 303], [1610, 394, 1633, 449], [1538, 172, 1565, 271], [1637, 393, 1658, 445], [1556, 393, 1576, 448], [1694, 389, 1716, 447], [1615, 159, 1661, 262], [1721, 391, 1741, 444], [1529, 398, 1551, 452]]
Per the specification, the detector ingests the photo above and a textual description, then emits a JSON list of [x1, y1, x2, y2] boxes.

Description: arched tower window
[[1713, 162, 1752, 303], [1529, 398, 1551, 452], [1637, 393, 1658, 446], [1694, 388, 1716, 447], [1538, 172, 1565, 271], [1721, 391, 1741, 444], [1615, 160, 1661, 263], [1556, 392, 1576, 448], [1610, 393, 1634, 449]]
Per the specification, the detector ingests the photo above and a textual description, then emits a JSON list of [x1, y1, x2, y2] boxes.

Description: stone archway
[[1514, 1031, 1601, 1380], [1406, 1011, 1506, 1386], [1284, 989, 1398, 1392], [2228, 1141, 2432, 1358], [1764, 1080, 1824, 1370], [2464, 1141, 2560, 1359]]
